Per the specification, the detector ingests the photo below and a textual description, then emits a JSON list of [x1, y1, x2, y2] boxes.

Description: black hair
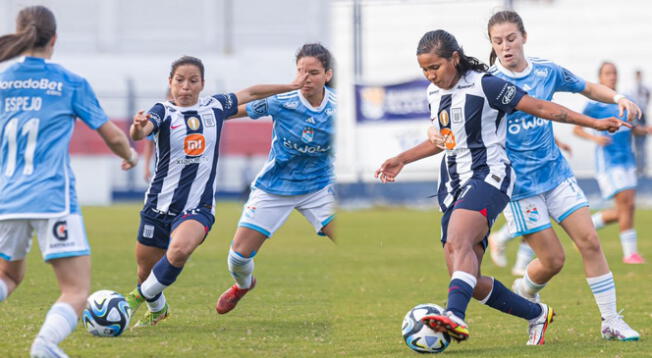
[[0, 6, 57, 62], [416, 30, 488, 73], [170, 56, 205, 80], [296, 43, 335, 87], [487, 10, 527, 66]]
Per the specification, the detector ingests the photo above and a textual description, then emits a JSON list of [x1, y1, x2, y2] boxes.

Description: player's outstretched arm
[[130, 110, 155, 140], [234, 72, 309, 105], [581, 82, 642, 121], [572, 126, 611, 146], [97, 121, 138, 170], [515, 95, 631, 133], [375, 140, 441, 183], [225, 104, 249, 120]]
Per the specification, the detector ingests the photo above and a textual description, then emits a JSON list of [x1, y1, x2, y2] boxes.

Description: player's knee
[[576, 231, 602, 254], [167, 245, 193, 266], [546, 254, 565, 275]]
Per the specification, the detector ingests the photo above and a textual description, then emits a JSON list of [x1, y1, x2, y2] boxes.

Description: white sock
[[140, 272, 168, 299], [592, 212, 605, 230], [619, 229, 637, 257], [492, 224, 513, 244], [146, 292, 167, 312], [228, 248, 254, 289], [513, 242, 535, 272], [0, 278, 7, 301], [522, 269, 546, 295], [36, 302, 77, 345], [587, 272, 618, 321]]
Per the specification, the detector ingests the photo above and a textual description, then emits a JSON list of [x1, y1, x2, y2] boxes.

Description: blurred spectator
[[628, 70, 650, 177]]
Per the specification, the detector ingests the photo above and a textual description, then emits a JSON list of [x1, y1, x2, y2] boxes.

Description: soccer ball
[[402, 303, 451, 354], [82, 290, 131, 337]]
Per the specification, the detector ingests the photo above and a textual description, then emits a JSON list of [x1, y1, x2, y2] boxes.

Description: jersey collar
[[298, 88, 329, 112], [495, 57, 532, 79]]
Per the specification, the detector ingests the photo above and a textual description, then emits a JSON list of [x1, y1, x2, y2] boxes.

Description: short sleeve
[[246, 96, 280, 120], [72, 78, 109, 130], [554, 64, 586, 93], [212, 93, 238, 117], [481, 74, 527, 114], [147, 103, 166, 134]]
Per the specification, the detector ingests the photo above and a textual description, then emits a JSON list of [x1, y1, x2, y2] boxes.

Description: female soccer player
[[375, 29, 626, 345], [0, 6, 138, 357], [124, 56, 307, 327], [215, 43, 335, 315], [575, 61, 650, 264], [487, 10, 640, 341]]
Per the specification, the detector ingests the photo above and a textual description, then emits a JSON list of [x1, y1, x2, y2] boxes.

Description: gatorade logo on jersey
[[186, 117, 201, 130], [302, 127, 314, 143], [184, 134, 206, 156], [52, 221, 68, 241]]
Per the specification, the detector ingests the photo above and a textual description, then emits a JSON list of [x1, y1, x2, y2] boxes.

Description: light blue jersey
[[246, 88, 335, 196], [0, 57, 108, 219], [583, 101, 634, 172], [490, 57, 586, 200]]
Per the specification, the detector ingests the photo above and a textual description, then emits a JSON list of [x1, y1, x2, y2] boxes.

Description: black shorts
[[440, 178, 510, 250], [137, 206, 215, 249]]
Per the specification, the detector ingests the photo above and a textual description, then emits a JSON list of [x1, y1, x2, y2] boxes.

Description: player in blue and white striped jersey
[[216, 44, 335, 315], [376, 30, 625, 345], [486, 10, 641, 341], [124, 56, 308, 327], [575, 62, 652, 264], [0, 6, 138, 357]]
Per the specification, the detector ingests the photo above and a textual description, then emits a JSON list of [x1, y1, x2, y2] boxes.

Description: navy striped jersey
[[489, 57, 586, 200], [144, 94, 237, 215], [427, 70, 525, 211], [0, 57, 108, 220], [245, 88, 335, 196]]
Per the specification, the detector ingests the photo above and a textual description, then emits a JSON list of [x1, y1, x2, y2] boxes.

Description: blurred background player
[[375, 29, 624, 345], [216, 43, 335, 315], [628, 69, 651, 177], [486, 10, 640, 341], [124, 55, 308, 327], [0, 6, 138, 357], [575, 61, 652, 264]]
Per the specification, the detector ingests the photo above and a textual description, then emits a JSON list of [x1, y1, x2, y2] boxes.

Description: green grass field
[[1, 203, 651, 357]]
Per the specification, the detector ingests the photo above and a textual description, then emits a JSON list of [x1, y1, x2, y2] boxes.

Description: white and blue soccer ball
[[402, 303, 451, 354], [82, 290, 131, 337]]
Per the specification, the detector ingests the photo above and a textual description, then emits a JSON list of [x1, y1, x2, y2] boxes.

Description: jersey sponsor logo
[[282, 137, 330, 153], [186, 116, 201, 130], [283, 101, 299, 109], [439, 128, 456, 150], [507, 117, 548, 134], [184, 133, 206, 156], [501, 85, 517, 105], [451, 107, 463, 123], [222, 94, 234, 110], [252, 99, 268, 115], [52, 220, 68, 241], [302, 127, 314, 143], [173, 157, 209, 165], [457, 83, 474, 89], [439, 109, 450, 127], [534, 68, 549, 78], [0, 78, 63, 96]]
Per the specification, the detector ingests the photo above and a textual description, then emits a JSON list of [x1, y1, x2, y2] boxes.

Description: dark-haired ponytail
[[417, 30, 488, 74], [0, 6, 56, 63], [0, 26, 38, 62]]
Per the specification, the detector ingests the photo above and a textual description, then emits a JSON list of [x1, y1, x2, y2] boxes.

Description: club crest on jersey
[[302, 127, 314, 143], [439, 109, 450, 127], [52, 220, 68, 241], [244, 206, 256, 219], [283, 101, 298, 109], [526, 205, 539, 223], [184, 134, 206, 156], [451, 108, 463, 123], [186, 116, 201, 130]]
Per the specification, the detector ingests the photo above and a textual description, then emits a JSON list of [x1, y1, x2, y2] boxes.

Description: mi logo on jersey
[[302, 127, 314, 143], [52, 220, 68, 241], [186, 117, 201, 130], [184, 134, 206, 156], [439, 109, 450, 127]]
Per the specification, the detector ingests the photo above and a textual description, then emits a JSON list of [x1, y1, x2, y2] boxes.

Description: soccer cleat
[[30, 336, 69, 358], [216, 278, 256, 315], [125, 287, 145, 317], [623, 253, 645, 264], [527, 303, 555, 345], [133, 303, 169, 328], [601, 314, 640, 341], [488, 234, 508, 268], [421, 310, 470, 342], [512, 278, 541, 303]]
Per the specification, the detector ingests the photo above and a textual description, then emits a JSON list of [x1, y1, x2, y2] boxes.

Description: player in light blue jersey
[[124, 56, 308, 328], [0, 6, 138, 358], [216, 44, 335, 315], [575, 62, 651, 264], [486, 10, 641, 341]]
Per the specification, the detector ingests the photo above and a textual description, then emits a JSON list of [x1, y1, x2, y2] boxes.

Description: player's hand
[[592, 117, 631, 133], [290, 71, 309, 90], [121, 147, 138, 170], [133, 110, 151, 130], [375, 157, 405, 183], [427, 126, 446, 150], [594, 136, 611, 146], [616, 97, 642, 121]]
